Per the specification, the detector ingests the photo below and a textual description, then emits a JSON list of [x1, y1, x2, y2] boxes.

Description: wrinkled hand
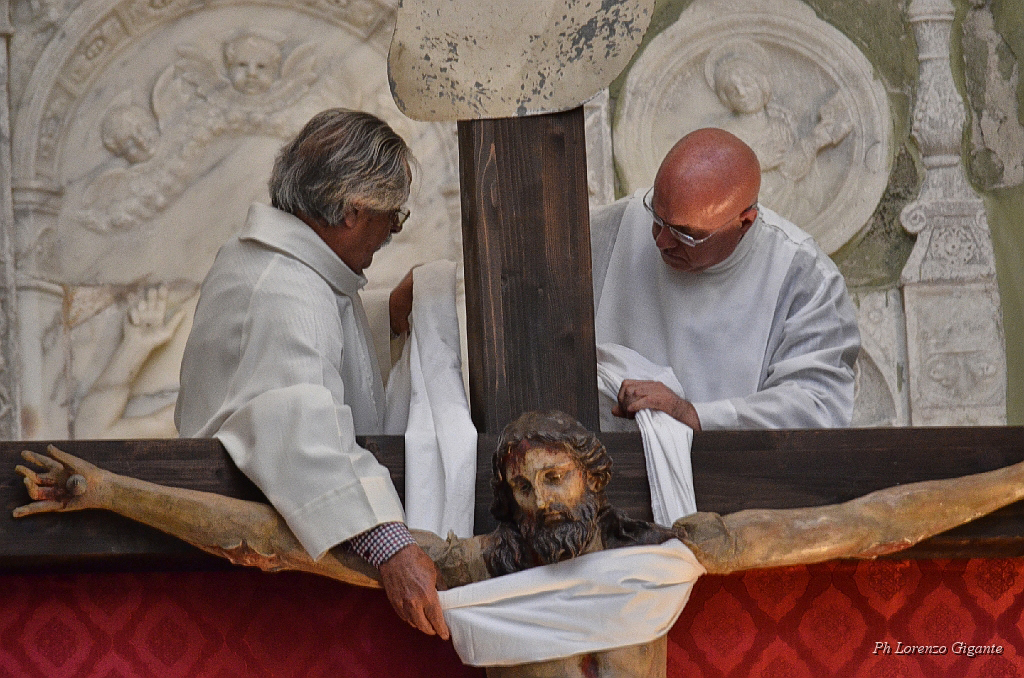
[[13, 445, 101, 518], [613, 379, 702, 431], [123, 286, 187, 349], [389, 269, 415, 336], [378, 543, 450, 640]]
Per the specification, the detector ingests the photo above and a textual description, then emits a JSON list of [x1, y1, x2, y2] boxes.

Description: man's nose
[[534, 487, 553, 510], [654, 224, 676, 249]]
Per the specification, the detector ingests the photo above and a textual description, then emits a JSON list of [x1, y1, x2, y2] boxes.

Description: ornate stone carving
[[73, 34, 318, 235], [903, 284, 1005, 425], [851, 290, 909, 427], [10, 0, 463, 438], [614, 0, 891, 254], [900, 0, 1007, 425]]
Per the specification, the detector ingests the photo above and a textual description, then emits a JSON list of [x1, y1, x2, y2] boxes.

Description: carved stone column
[[0, 0, 22, 439], [901, 0, 1006, 425]]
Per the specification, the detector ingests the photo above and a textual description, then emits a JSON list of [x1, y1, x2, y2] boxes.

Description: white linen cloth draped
[[386, 260, 476, 538], [596, 343, 697, 526], [439, 540, 705, 666]]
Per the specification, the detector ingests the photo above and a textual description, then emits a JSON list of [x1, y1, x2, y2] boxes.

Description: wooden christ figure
[[14, 410, 1024, 677]]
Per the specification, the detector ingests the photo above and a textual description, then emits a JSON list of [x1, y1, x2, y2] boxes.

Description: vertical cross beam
[[458, 107, 599, 434]]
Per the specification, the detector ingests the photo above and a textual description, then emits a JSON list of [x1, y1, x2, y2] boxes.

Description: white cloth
[[385, 261, 476, 538], [439, 540, 705, 666], [596, 344, 696, 525], [592, 192, 859, 429], [175, 203, 405, 560]]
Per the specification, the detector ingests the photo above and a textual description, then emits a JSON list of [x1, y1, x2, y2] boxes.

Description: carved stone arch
[[13, 0, 395, 187], [8, 0, 470, 439]]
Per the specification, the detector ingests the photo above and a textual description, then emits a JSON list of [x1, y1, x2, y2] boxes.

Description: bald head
[[648, 129, 762, 273], [655, 128, 760, 216]]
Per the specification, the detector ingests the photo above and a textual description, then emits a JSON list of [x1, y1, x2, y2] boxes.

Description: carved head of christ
[[486, 411, 612, 573]]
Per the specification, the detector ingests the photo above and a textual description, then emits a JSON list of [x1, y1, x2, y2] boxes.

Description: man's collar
[[239, 203, 367, 295], [702, 211, 762, 275]]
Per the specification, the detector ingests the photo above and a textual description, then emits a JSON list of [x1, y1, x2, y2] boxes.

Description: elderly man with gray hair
[[174, 109, 448, 639]]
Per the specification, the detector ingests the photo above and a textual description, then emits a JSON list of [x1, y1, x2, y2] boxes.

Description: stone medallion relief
[[11, 0, 465, 439], [614, 0, 892, 256]]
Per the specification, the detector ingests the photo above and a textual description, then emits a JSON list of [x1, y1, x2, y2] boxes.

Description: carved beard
[[517, 490, 600, 565]]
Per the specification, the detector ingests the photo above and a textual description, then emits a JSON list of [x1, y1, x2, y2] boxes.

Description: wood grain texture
[[3, 428, 1024, 570], [458, 107, 599, 434]]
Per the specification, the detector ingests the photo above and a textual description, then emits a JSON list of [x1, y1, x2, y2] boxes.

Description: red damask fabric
[[1, 559, 1021, 677]]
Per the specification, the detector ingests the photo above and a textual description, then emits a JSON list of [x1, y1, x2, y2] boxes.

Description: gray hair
[[269, 109, 411, 226]]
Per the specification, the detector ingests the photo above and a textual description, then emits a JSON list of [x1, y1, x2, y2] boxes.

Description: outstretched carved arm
[[676, 459, 1024, 574], [13, 446, 462, 587]]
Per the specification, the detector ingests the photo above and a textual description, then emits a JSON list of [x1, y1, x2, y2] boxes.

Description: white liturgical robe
[[175, 203, 404, 560], [592, 192, 859, 429]]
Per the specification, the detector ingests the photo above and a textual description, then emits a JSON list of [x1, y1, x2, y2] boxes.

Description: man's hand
[[389, 269, 415, 336], [613, 379, 702, 431], [378, 543, 450, 640]]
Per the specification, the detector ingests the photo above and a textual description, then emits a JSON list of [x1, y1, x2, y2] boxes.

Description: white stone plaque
[[614, 0, 892, 254]]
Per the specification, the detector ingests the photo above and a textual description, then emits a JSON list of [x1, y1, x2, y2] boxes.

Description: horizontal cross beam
[[3, 427, 1024, 571]]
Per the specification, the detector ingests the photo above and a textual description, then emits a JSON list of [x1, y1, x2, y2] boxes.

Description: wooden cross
[[3, 104, 1024, 564]]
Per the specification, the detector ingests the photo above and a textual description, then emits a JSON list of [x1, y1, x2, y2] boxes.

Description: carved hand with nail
[[14, 445, 104, 517]]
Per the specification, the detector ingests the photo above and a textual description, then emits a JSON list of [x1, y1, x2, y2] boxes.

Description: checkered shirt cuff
[[346, 522, 416, 568]]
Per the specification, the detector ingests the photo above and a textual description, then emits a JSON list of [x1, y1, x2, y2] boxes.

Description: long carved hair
[[489, 410, 612, 525], [485, 411, 675, 576]]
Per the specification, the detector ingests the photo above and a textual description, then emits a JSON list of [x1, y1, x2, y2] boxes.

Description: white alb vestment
[[592, 192, 859, 429], [175, 203, 404, 560]]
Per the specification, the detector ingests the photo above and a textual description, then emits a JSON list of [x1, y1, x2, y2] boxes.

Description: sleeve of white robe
[[693, 246, 860, 429], [209, 258, 405, 560]]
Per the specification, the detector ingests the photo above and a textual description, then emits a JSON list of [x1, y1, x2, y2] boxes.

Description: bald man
[[592, 128, 859, 430]]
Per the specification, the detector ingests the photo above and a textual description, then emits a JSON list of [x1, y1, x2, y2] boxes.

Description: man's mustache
[[534, 506, 573, 526]]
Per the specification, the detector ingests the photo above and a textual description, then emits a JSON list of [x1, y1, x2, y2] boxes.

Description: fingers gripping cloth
[[596, 343, 697, 525]]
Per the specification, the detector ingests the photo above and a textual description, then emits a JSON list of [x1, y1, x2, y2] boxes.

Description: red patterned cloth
[[1, 559, 1022, 677]]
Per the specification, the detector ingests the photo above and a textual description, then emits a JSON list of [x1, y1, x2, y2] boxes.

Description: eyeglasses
[[354, 205, 410, 229], [643, 188, 757, 247], [391, 207, 411, 229]]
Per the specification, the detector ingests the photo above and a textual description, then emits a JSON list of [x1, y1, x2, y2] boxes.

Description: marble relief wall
[[0, 0, 1015, 439]]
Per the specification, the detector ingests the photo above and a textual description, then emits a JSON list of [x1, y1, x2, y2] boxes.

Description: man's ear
[[341, 206, 359, 230], [586, 472, 602, 494]]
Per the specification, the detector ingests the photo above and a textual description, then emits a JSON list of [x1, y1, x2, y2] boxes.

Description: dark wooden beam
[[458, 107, 599, 434], [3, 427, 1024, 571]]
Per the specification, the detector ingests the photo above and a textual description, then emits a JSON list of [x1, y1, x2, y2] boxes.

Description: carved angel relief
[[77, 32, 319, 234]]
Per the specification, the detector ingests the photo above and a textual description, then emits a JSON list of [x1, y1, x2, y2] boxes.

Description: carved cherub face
[[224, 36, 282, 95], [714, 58, 771, 115], [101, 106, 159, 164]]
